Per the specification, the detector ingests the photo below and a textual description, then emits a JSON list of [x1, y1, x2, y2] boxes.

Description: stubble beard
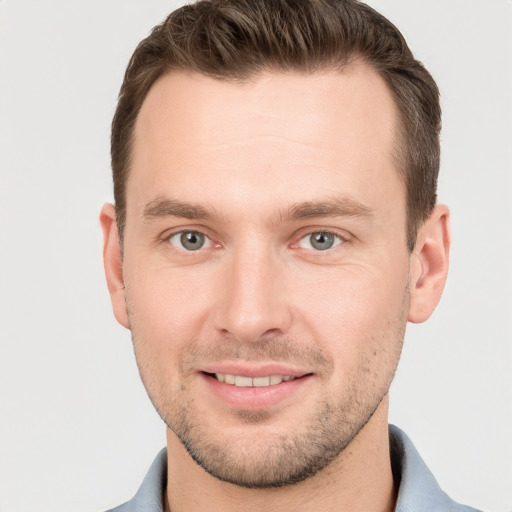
[[168, 384, 387, 488], [131, 317, 406, 489], [126, 275, 409, 489]]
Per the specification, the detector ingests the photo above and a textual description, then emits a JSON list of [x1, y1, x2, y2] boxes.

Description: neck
[[165, 399, 396, 512]]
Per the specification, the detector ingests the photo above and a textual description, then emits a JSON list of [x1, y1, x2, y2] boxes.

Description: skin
[[101, 64, 450, 512]]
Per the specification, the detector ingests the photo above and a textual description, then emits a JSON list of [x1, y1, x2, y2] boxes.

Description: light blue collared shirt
[[107, 425, 482, 512]]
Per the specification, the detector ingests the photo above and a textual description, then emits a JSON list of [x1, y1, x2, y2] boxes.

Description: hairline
[[117, 59, 415, 250]]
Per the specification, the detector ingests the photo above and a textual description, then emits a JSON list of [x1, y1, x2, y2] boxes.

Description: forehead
[[135, 64, 397, 151], [129, 65, 401, 217]]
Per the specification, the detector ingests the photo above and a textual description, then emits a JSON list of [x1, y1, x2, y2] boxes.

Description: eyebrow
[[276, 197, 374, 223], [142, 196, 374, 223], [143, 198, 218, 221]]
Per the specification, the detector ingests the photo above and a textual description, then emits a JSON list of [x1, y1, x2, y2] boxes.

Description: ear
[[408, 204, 451, 323], [100, 204, 130, 329]]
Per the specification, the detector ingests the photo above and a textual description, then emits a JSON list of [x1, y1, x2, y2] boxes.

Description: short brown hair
[[111, 0, 441, 251]]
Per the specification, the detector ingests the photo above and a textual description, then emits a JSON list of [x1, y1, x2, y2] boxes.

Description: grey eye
[[169, 231, 209, 251], [310, 232, 335, 250], [298, 231, 342, 251]]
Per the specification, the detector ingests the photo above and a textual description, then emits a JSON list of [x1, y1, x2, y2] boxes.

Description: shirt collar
[[112, 426, 480, 512], [389, 425, 479, 512]]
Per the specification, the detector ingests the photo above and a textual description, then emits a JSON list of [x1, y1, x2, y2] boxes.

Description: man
[[100, 0, 481, 510]]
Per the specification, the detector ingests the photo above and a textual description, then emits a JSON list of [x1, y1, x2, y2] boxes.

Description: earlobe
[[408, 204, 451, 324], [100, 204, 130, 329]]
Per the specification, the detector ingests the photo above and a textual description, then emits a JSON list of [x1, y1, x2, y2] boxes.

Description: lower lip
[[200, 373, 313, 410]]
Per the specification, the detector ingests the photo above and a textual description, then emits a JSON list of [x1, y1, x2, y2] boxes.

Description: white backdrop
[[0, 1, 510, 511]]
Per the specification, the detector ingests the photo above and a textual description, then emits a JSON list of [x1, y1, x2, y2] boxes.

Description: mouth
[[206, 372, 302, 387], [199, 365, 314, 410]]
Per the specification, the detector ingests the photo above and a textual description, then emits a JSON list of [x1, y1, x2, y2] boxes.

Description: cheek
[[123, 245, 410, 362], [125, 273, 203, 399], [294, 261, 410, 360], [296, 269, 409, 402], [124, 262, 218, 350]]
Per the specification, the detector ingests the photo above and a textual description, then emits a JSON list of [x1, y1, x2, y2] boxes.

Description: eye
[[168, 231, 211, 251], [297, 231, 343, 251]]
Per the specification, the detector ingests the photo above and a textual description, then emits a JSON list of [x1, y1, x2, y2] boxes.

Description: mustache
[[179, 336, 335, 374]]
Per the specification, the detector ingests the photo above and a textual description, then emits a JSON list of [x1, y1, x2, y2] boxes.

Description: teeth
[[214, 373, 296, 387], [253, 376, 270, 387], [234, 376, 253, 387], [270, 375, 283, 385]]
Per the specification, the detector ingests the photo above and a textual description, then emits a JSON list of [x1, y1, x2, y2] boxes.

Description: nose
[[213, 243, 293, 342]]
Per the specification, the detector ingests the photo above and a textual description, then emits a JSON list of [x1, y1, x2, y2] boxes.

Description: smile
[[201, 370, 313, 409], [214, 373, 297, 387]]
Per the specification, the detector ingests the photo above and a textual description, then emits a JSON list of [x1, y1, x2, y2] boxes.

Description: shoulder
[[390, 425, 482, 512], [105, 448, 167, 512]]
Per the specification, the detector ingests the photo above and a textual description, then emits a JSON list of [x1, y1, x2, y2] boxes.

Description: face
[[112, 66, 415, 487]]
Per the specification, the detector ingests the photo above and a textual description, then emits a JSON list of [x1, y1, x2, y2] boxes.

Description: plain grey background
[[0, 1, 511, 511]]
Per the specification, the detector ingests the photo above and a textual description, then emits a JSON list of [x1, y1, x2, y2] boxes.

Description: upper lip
[[200, 363, 311, 379]]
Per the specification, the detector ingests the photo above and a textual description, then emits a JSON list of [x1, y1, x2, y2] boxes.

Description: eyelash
[[163, 228, 348, 253], [166, 230, 215, 251], [294, 231, 345, 251]]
